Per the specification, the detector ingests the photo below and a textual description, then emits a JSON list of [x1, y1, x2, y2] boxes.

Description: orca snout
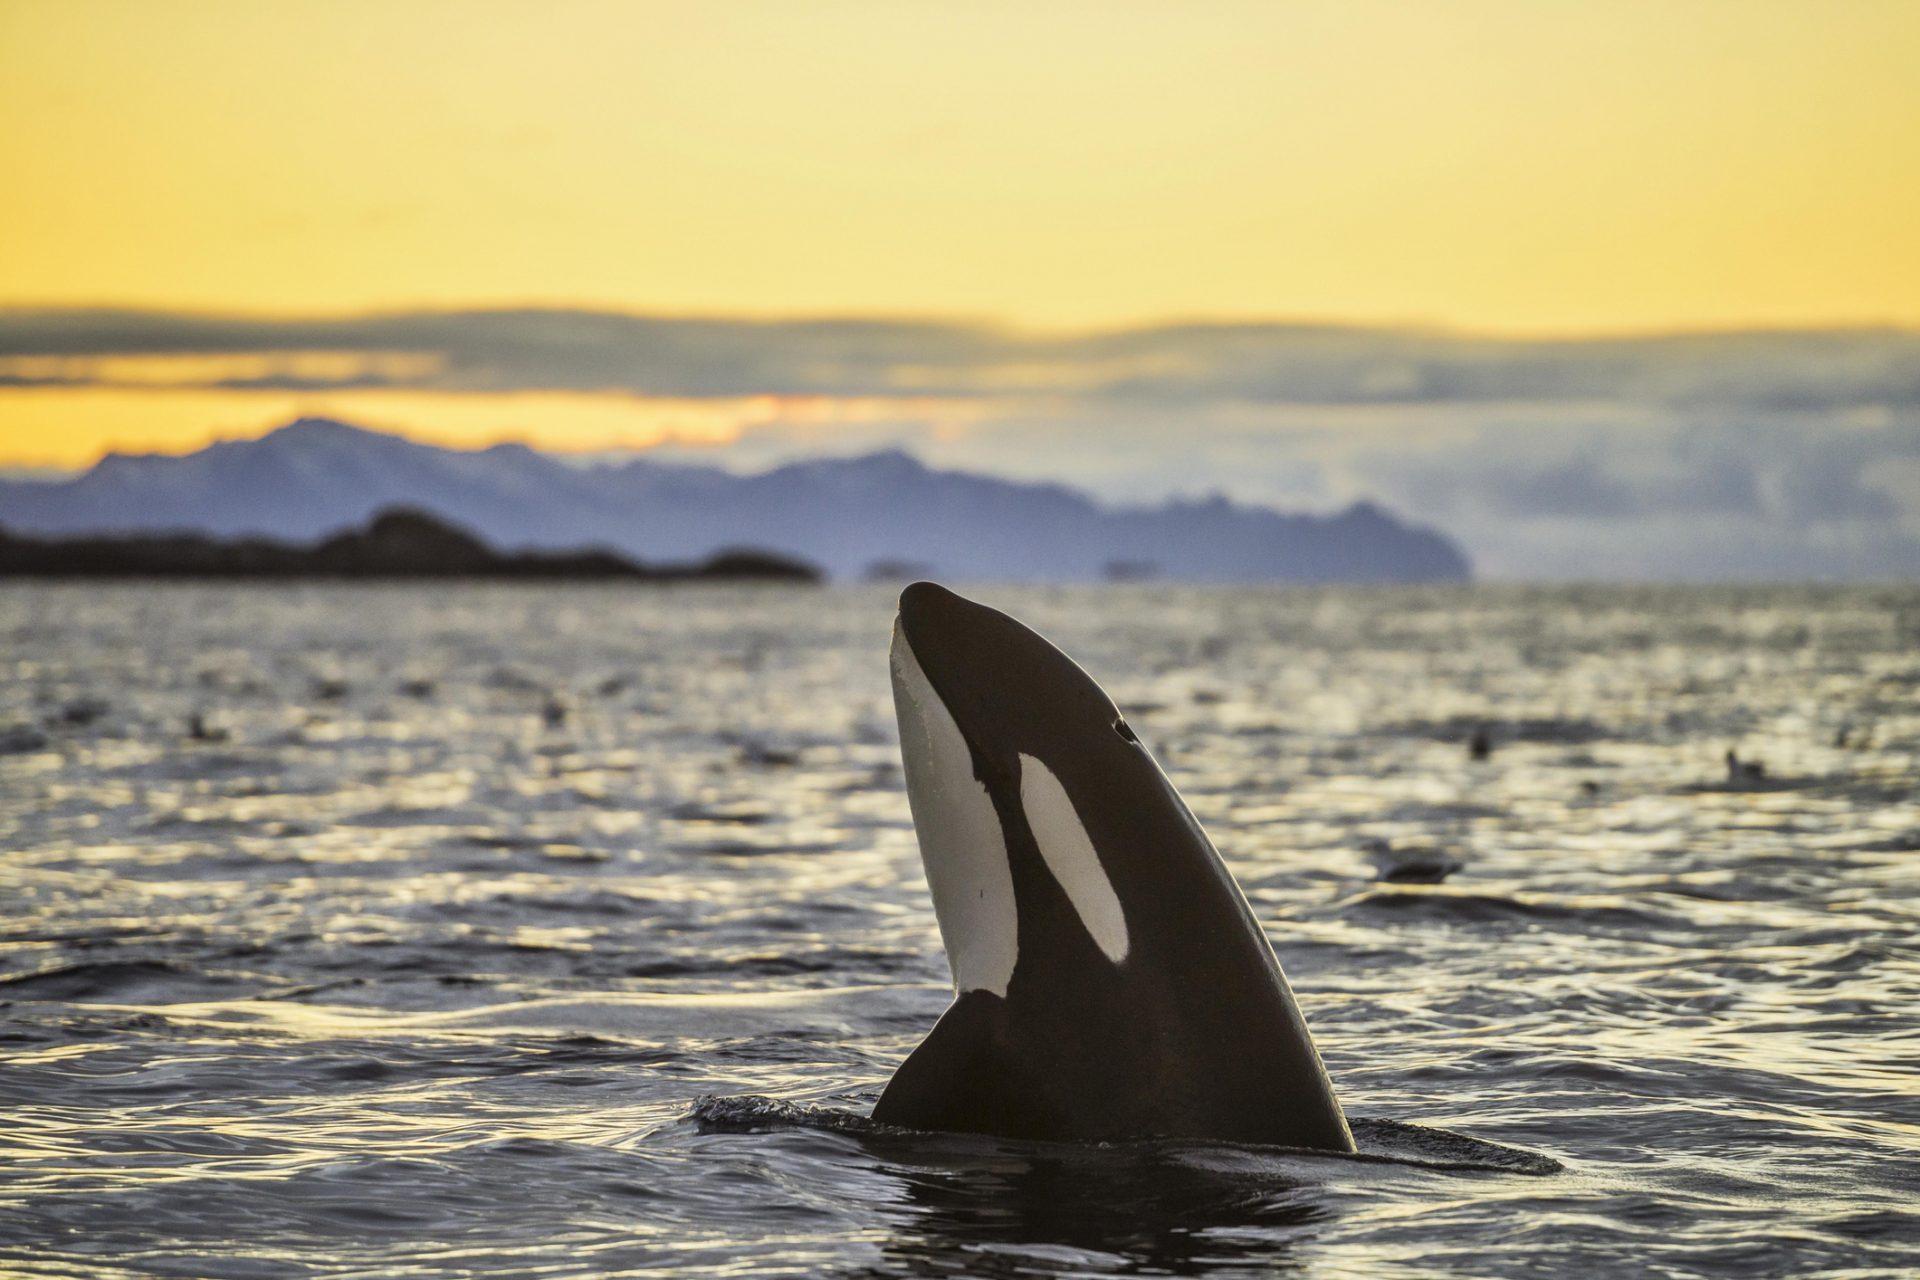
[[896, 580, 969, 635], [896, 581, 1002, 667], [894, 582, 1111, 734]]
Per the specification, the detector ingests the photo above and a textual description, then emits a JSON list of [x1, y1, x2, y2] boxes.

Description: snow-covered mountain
[[0, 419, 1470, 582]]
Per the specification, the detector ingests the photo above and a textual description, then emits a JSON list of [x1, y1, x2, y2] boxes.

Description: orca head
[[884, 581, 1352, 1148], [890, 580, 1148, 996]]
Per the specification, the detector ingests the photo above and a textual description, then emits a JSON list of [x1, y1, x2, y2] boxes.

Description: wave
[[686, 1093, 1562, 1176], [0, 959, 259, 1003], [1337, 888, 1679, 932]]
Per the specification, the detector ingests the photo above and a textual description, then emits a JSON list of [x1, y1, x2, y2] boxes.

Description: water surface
[[2, 583, 1917, 1277]]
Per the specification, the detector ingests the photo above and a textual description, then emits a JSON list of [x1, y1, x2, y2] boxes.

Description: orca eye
[[1112, 717, 1138, 744]]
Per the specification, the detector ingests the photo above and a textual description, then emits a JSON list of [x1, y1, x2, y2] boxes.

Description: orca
[[874, 582, 1354, 1151]]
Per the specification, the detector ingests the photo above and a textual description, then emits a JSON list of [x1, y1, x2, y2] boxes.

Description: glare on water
[[1, 582, 1917, 1278]]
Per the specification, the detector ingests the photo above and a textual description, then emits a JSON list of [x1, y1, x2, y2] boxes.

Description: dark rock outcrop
[[0, 507, 821, 582]]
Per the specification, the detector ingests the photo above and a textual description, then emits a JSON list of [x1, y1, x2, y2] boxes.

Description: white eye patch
[[891, 629, 1019, 997], [1017, 753, 1131, 965]]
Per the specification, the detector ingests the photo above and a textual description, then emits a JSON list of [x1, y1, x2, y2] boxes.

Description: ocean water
[[1, 582, 1917, 1279]]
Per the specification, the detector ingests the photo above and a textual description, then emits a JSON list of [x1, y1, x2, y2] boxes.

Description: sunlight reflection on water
[[1, 582, 1917, 1277]]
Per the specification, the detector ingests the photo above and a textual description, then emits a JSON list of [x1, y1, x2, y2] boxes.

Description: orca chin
[[875, 581, 1354, 1151]]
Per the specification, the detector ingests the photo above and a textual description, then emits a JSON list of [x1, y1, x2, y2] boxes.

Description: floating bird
[[187, 711, 228, 743]]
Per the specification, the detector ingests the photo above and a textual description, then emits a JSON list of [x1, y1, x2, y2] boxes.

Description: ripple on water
[[0, 582, 1916, 1279]]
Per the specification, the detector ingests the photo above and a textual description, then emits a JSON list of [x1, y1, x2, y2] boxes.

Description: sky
[[1, 0, 1918, 577]]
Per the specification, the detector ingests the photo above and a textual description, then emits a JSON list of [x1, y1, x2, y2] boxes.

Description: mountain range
[[0, 419, 1470, 582]]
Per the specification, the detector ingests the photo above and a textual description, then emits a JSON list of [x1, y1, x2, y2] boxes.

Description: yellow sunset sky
[[2, 0, 1918, 468]]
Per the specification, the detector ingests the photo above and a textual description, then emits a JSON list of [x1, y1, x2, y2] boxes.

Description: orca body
[[875, 582, 1353, 1151]]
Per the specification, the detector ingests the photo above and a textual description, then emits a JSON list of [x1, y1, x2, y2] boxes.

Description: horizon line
[[6, 301, 1920, 344]]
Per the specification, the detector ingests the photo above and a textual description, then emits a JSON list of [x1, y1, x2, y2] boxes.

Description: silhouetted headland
[[0, 419, 1471, 583], [0, 508, 822, 582]]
